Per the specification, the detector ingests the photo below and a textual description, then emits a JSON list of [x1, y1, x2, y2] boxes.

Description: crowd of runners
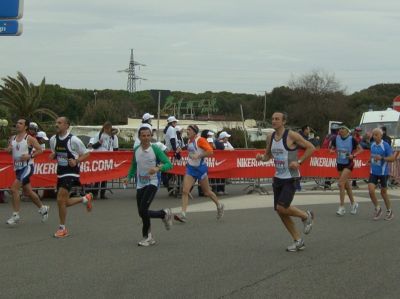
[[2, 112, 398, 252]]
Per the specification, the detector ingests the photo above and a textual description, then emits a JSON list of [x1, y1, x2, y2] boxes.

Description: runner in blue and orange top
[[174, 125, 224, 223]]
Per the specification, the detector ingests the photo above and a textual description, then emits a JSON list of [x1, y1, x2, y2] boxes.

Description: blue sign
[[0, 20, 22, 36], [0, 0, 24, 19]]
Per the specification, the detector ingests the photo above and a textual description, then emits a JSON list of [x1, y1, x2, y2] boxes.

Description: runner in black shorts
[[368, 128, 395, 220], [256, 112, 315, 252], [49, 117, 93, 238], [330, 125, 363, 216]]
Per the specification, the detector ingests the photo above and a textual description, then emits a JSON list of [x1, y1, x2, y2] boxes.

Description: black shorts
[[57, 176, 81, 192], [368, 174, 389, 188], [337, 162, 354, 172], [272, 177, 298, 210]]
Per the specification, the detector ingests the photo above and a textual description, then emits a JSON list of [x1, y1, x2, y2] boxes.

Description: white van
[[359, 108, 400, 147]]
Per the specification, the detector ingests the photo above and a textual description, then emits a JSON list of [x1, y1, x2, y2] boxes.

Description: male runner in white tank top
[[5, 118, 49, 225], [256, 112, 315, 252]]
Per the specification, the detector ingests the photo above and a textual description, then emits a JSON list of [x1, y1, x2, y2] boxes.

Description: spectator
[[216, 131, 234, 195], [134, 113, 154, 148], [36, 131, 49, 150], [163, 116, 181, 195], [111, 128, 119, 151], [381, 126, 392, 146], [91, 121, 114, 199], [299, 125, 310, 140]]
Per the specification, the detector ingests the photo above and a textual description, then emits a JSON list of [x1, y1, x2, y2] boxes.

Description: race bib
[[57, 152, 69, 167]]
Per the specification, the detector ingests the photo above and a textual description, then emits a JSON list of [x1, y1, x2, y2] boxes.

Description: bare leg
[[10, 180, 22, 212], [380, 188, 391, 210], [22, 184, 43, 208], [278, 213, 301, 241], [344, 179, 355, 204], [181, 175, 195, 213], [368, 183, 379, 208], [200, 176, 220, 206]]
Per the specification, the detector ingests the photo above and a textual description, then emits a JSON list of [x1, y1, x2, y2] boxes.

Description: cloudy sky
[[1, 0, 400, 94]]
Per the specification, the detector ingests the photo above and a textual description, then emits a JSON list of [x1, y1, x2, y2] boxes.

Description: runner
[[255, 112, 315, 252], [126, 126, 173, 246], [5, 118, 49, 225], [49, 117, 93, 238], [368, 128, 395, 220], [174, 125, 224, 223], [330, 124, 363, 216]]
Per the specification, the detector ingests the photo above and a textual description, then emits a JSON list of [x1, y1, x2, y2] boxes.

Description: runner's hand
[[68, 158, 78, 167], [49, 152, 56, 160], [20, 154, 31, 161], [148, 167, 159, 175], [289, 161, 300, 170], [256, 153, 264, 161]]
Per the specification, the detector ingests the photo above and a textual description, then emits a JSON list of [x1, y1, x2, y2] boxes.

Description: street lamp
[[94, 90, 98, 106]]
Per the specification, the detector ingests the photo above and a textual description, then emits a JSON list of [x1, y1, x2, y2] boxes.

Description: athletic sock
[[13, 212, 19, 217], [59, 225, 66, 230], [82, 196, 88, 204]]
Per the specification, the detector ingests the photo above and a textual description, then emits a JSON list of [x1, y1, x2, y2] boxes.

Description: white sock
[[59, 224, 65, 230], [82, 196, 88, 204], [13, 212, 19, 217], [181, 211, 186, 217]]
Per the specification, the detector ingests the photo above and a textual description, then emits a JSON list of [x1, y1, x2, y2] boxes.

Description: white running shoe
[[384, 210, 394, 221], [39, 205, 50, 222], [138, 234, 156, 247], [303, 210, 314, 235], [217, 203, 224, 219], [373, 206, 382, 220], [6, 214, 20, 225], [336, 206, 346, 216], [287, 239, 305, 252], [350, 202, 359, 215], [162, 208, 173, 230]]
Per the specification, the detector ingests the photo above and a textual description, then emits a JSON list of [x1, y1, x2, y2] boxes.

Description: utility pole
[[118, 49, 147, 93]]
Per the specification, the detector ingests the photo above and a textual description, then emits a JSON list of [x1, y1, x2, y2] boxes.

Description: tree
[[286, 70, 351, 135], [0, 72, 58, 122]]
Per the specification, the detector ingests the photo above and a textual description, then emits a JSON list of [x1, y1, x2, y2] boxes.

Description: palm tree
[[0, 72, 58, 122]]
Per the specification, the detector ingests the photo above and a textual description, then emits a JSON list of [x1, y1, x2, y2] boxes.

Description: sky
[[1, 0, 400, 95]]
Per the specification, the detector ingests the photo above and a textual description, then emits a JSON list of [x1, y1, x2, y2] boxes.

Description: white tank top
[[187, 137, 206, 167], [12, 134, 33, 170], [271, 130, 300, 179]]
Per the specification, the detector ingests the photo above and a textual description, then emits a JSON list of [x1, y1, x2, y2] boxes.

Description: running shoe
[[83, 193, 93, 212], [350, 202, 359, 215], [384, 210, 394, 221], [162, 208, 173, 230], [6, 214, 20, 225], [336, 206, 346, 216], [373, 206, 382, 220], [303, 210, 314, 234], [286, 239, 305, 252], [138, 234, 156, 247], [54, 227, 69, 238], [39, 205, 50, 222], [217, 203, 225, 220], [174, 213, 187, 223]]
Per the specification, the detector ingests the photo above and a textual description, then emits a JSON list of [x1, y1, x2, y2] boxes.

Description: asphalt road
[[1, 184, 399, 299]]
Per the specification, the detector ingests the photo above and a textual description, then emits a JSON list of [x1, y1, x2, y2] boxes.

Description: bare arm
[[290, 131, 315, 165], [256, 134, 273, 162]]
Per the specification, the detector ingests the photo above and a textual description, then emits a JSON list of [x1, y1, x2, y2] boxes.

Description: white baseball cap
[[219, 131, 231, 139], [207, 131, 215, 136], [36, 131, 49, 140], [142, 113, 154, 121], [167, 116, 178, 123]]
